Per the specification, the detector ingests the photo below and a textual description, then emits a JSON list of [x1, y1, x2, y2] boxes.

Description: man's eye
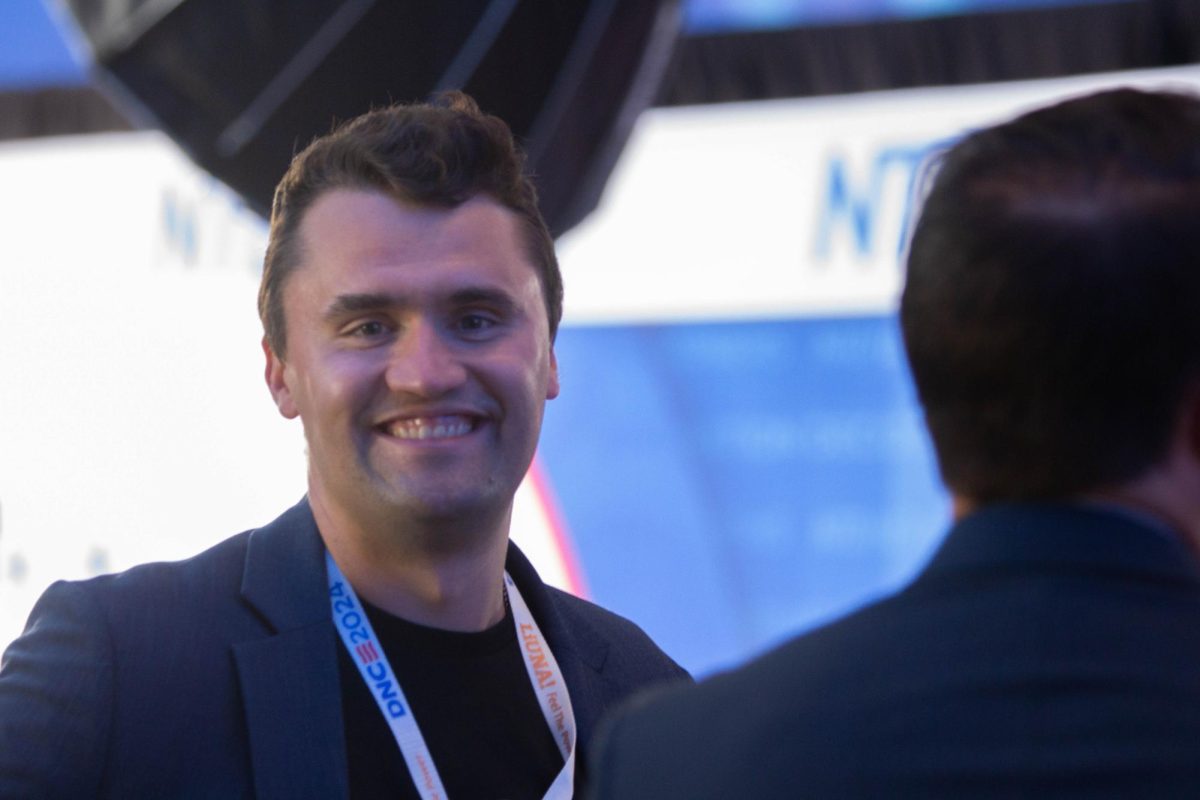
[[460, 314, 496, 332], [353, 321, 387, 337]]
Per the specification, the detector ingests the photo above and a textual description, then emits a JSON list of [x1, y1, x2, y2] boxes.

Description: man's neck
[[310, 492, 512, 633]]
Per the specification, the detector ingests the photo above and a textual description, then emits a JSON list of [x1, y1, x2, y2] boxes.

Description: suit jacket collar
[[917, 502, 1200, 588], [239, 498, 591, 641], [241, 498, 330, 630], [235, 498, 347, 800]]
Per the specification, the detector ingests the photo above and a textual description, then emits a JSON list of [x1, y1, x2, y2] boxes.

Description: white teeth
[[386, 416, 473, 440]]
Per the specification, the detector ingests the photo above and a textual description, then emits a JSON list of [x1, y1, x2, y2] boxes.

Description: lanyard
[[327, 551, 577, 800]]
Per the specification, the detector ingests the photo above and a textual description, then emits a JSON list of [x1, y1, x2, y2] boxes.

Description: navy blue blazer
[[588, 504, 1200, 799], [0, 499, 688, 798]]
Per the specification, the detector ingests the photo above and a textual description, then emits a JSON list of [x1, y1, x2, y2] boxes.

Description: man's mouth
[[382, 415, 477, 440]]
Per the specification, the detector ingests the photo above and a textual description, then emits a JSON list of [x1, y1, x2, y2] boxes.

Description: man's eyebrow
[[323, 292, 402, 320], [322, 288, 521, 320], [448, 287, 519, 310]]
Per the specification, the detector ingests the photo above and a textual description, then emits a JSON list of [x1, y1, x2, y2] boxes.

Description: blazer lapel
[[234, 499, 348, 800]]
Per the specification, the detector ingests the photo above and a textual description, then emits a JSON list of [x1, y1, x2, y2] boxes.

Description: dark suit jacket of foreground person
[[0, 499, 687, 798], [589, 502, 1200, 798]]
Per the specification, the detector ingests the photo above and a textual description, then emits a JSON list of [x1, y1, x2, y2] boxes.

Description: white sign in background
[[0, 132, 300, 645], [558, 64, 1200, 323], [3, 65, 1200, 650]]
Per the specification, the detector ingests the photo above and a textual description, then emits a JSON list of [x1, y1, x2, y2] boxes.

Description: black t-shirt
[[338, 598, 564, 799]]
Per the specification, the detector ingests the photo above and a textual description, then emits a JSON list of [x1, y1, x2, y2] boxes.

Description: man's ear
[[263, 337, 299, 419], [546, 347, 560, 401]]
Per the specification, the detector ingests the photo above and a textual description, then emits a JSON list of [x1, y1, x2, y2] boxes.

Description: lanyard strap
[[504, 570, 577, 798], [327, 552, 577, 800]]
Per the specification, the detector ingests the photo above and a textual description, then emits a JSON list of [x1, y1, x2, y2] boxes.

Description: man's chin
[[374, 484, 511, 527]]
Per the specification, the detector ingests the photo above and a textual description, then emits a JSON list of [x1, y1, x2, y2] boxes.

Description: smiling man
[[266, 190, 559, 630], [0, 92, 687, 799]]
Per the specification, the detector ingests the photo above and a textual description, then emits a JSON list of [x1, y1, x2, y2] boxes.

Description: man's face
[[265, 189, 559, 527]]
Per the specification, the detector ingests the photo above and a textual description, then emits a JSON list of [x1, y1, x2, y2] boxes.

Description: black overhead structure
[[661, 0, 1200, 107], [61, 0, 682, 237]]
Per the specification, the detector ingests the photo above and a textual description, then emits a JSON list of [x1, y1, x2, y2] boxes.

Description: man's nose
[[384, 321, 468, 397]]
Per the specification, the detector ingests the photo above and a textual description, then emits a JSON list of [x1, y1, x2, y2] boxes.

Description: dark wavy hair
[[259, 91, 562, 357], [901, 87, 1200, 501]]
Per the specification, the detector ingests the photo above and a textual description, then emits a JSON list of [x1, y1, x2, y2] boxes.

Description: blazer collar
[[235, 497, 347, 800], [917, 502, 1200, 587], [241, 497, 330, 631]]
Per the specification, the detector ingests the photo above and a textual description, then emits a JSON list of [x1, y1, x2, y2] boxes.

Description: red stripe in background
[[528, 456, 591, 599]]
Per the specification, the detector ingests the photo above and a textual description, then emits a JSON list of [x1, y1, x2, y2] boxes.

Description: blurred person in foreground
[[587, 87, 1200, 798], [0, 92, 687, 799]]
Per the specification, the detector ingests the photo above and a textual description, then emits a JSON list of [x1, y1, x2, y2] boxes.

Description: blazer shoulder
[[0, 527, 252, 800], [0, 578, 116, 797], [71, 527, 255, 611], [546, 587, 690, 682]]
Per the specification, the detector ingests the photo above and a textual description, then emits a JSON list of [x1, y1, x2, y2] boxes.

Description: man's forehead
[[294, 189, 528, 264], [301, 187, 511, 232], [281, 195, 537, 308]]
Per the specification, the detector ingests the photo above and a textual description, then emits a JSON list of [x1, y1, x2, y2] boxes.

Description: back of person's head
[[259, 90, 562, 357], [901, 87, 1200, 503]]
